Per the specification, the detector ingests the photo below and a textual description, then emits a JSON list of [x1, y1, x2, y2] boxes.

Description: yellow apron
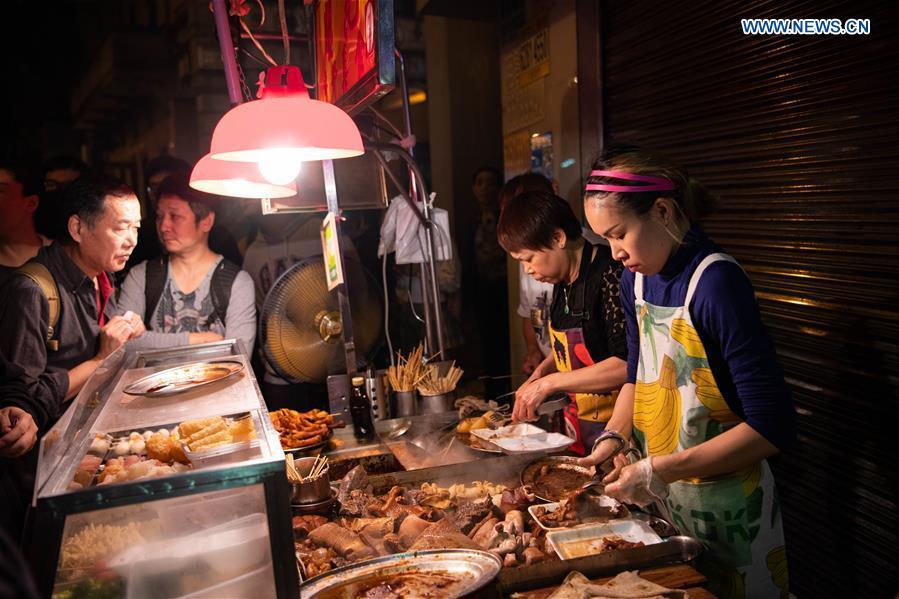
[[633, 253, 789, 598], [548, 244, 618, 455]]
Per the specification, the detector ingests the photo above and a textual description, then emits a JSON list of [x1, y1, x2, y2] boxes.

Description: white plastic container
[[545, 519, 663, 560], [491, 432, 573, 454], [470, 423, 544, 441], [470, 423, 573, 454]]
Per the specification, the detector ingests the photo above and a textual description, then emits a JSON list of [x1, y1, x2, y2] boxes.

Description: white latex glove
[[604, 457, 669, 507]]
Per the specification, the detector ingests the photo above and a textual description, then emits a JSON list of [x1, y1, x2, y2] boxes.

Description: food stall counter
[[29, 340, 298, 599]]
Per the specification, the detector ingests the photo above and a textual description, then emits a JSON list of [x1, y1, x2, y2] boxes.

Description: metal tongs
[[580, 434, 641, 495]]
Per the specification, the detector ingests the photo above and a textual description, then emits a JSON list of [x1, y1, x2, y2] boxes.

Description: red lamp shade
[[209, 66, 363, 186], [189, 154, 297, 198]]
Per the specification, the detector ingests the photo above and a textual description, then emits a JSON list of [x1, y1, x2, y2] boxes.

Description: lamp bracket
[[257, 65, 309, 99]]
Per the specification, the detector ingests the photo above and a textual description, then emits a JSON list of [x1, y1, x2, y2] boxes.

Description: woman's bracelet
[[591, 429, 627, 455]]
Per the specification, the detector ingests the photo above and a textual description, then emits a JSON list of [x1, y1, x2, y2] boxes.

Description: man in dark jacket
[[0, 178, 144, 425]]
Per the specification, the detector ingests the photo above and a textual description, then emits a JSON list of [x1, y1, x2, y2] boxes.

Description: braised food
[[270, 408, 339, 449]]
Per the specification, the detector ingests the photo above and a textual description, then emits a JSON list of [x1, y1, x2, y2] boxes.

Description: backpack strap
[[209, 259, 240, 327], [144, 256, 168, 324], [16, 262, 60, 351]]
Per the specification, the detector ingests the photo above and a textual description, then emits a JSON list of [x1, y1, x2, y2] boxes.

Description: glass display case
[[28, 340, 298, 599]]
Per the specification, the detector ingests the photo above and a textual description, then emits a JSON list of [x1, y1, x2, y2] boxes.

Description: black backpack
[[144, 257, 240, 327]]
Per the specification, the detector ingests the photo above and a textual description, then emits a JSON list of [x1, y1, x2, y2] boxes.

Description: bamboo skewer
[[286, 454, 329, 482], [417, 361, 464, 396], [386, 344, 429, 392]]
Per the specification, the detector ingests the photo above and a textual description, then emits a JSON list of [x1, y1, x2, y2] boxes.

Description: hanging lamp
[[209, 65, 364, 186], [189, 153, 297, 198]]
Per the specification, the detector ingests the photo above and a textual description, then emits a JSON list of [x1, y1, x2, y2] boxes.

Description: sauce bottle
[[349, 376, 376, 440]]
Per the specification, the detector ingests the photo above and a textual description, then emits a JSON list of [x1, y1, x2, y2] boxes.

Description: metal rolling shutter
[[597, 1, 899, 595]]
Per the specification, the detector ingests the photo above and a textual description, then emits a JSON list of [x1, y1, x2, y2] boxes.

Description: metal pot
[[392, 390, 417, 417], [289, 457, 331, 505], [417, 391, 455, 415]]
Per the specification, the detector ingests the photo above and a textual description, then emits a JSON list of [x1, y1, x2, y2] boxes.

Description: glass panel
[[36, 346, 128, 496], [52, 485, 275, 599]]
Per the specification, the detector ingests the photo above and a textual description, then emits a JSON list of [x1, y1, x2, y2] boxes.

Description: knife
[[490, 391, 568, 413], [537, 393, 569, 416]]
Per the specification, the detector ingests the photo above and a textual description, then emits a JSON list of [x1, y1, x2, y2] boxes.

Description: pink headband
[[584, 170, 677, 193]]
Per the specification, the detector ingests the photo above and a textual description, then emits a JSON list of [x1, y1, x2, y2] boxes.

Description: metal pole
[[394, 48, 445, 357], [211, 0, 243, 106], [322, 160, 358, 377]]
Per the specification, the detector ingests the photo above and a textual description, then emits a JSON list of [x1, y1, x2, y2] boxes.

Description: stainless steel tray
[[498, 535, 702, 593], [123, 359, 244, 397], [299, 549, 502, 598], [521, 455, 596, 502]]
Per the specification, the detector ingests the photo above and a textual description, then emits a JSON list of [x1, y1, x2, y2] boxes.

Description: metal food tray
[[123, 359, 244, 397], [182, 438, 261, 468], [300, 549, 501, 598], [521, 455, 596, 502]]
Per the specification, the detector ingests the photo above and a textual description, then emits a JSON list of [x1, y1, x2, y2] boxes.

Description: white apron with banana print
[[632, 253, 789, 599]]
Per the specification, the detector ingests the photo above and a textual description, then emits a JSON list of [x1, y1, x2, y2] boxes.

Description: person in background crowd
[[35, 156, 91, 240], [499, 190, 628, 454], [578, 146, 795, 597], [0, 353, 40, 541], [0, 178, 144, 423], [471, 166, 509, 397], [0, 164, 48, 286], [0, 525, 40, 599], [117, 172, 256, 352], [127, 155, 241, 271], [42, 156, 89, 192], [498, 172, 557, 374]]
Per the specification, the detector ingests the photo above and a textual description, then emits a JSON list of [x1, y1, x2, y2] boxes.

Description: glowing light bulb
[[257, 150, 302, 185]]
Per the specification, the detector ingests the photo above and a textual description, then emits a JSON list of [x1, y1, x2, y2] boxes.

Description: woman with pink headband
[[579, 146, 795, 597]]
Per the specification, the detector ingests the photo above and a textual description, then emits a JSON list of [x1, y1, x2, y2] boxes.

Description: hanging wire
[[251, 0, 266, 27], [382, 251, 395, 365], [240, 47, 270, 69], [277, 0, 291, 65], [367, 106, 405, 139], [241, 19, 278, 65]]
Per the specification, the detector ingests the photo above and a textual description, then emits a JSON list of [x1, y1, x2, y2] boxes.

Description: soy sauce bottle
[[349, 376, 376, 440]]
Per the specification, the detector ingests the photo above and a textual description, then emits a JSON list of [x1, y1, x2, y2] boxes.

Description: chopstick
[[387, 344, 429, 392], [285, 454, 302, 482], [285, 454, 329, 482], [416, 361, 464, 395]]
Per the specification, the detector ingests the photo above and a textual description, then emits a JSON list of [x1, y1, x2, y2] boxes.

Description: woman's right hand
[[577, 438, 626, 475]]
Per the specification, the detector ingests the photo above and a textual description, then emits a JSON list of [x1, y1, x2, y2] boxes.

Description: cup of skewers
[[416, 362, 464, 415], [287, 454, 330, 505], [387, 344, 429, 417]]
